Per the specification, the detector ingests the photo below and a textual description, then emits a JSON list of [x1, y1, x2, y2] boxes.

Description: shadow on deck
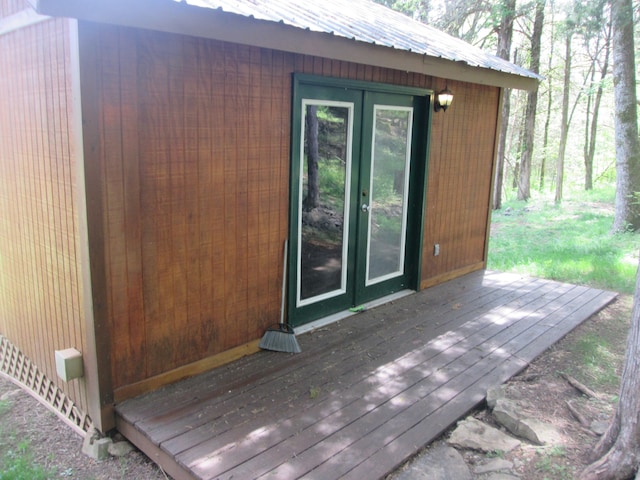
[[115, 270, 617, 480]]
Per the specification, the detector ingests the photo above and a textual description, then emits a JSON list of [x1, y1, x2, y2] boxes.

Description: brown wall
[[80, 23, 500, 395], [0, 15, 90, 414], [422, 82, 500, 286]]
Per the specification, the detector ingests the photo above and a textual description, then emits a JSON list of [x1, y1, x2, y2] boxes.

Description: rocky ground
[[0, 295, 631, 480]]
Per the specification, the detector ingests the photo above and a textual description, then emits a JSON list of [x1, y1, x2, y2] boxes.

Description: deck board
[[115, 271, 617, 480]]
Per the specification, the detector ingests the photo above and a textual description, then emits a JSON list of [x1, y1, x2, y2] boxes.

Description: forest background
[[374, 0, 636, 211]]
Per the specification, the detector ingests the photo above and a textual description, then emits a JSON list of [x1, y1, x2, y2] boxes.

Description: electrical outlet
[[434, 244, 440, 256]]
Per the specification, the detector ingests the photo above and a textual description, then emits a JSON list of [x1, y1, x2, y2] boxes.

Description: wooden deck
[[115, 271, 617, 480]]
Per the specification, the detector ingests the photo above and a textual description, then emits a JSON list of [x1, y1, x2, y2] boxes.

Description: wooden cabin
[[0, 0, 538, 434]]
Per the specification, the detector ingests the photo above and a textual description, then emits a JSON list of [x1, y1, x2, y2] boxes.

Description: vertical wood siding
[[86, 26, 295, 388], [0, 0, 28, 17], [422, 82, 500, 285], [0, 17, 89, 414], [83, 24, 500, 393]]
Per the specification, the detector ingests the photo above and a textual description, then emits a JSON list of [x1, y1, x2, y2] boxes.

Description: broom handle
[[279, 239, 288, 326]]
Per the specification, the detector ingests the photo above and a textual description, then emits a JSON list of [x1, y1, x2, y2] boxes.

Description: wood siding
[[81, 24, 500, 396], [0, 0, 27, 17], [422, 82, 500, 286], [0, 16, 89, 415]]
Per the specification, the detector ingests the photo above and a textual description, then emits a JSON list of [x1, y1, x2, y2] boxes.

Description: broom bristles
[[259, 324, 301, 353]]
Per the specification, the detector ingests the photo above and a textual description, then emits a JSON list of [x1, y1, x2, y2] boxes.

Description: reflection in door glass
[[298, 102, 352, 304], [367, 106, 413, 284]]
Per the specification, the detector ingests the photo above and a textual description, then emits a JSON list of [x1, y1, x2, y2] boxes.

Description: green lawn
[[488, 186, 640, 294]]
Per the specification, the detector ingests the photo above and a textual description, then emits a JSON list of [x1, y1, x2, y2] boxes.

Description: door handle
[[361, 203, 371, 213]]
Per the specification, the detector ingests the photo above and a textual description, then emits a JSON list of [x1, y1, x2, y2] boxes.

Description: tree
[[610, 0, 640, 232], [554, 20, 573, 204], [437, 0, 489, 42], [540, 1, 556, 191], [304, 105, 320, 211], [517, 0, 545, 201], [580, 1, 611, 190], [580, 1, 640, 478], [492, 0, 516, 210]]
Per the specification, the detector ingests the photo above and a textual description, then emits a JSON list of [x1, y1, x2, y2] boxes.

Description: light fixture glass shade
[[436, 87, 454, 111]]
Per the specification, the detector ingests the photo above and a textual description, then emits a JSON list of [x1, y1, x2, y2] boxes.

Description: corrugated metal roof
[[187, 0, 540, 80]]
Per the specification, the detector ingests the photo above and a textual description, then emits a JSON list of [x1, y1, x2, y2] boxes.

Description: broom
[[259, 240, 301, 353]]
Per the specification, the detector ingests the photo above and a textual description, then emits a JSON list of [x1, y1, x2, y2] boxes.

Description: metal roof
[[31, 0, 540, 89], [187, 0, 540, 81]]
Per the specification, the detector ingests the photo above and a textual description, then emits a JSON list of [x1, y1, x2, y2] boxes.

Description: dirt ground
[[0, 380, 168, 479], [0, 295, 632, 480]]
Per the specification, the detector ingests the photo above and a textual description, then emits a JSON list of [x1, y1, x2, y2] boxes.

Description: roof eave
[[32, 0, 539, 91]]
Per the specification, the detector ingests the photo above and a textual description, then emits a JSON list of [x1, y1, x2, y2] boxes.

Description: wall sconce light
[[434, 87, 454, 112]]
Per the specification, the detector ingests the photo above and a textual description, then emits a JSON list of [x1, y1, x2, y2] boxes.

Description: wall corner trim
[[71, 19, 115, 433]]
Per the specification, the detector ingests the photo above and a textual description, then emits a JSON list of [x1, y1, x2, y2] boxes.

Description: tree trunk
[[540, 4, 555, 191], [583, 55, 596, 191], [581, 1, 640, 478], [492, 0, 516, 210], [304, 105, 320, 211], [554, 31, 572, 204], [580, 249, 640, 479], [610, 0, 640, 232], [584, 10, 612, 191], [494, 93, 508, 210], [517, 0, 544, 201]]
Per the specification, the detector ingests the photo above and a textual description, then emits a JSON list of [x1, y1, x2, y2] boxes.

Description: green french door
[[289, 77, 430, 326]]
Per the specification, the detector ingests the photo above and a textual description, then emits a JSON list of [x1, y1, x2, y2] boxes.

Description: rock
[[590, 420, 609, 436], [486, 385, 508, 409], [81, 428, 112, 461], [301, 207, 343, 232], [475, 458, 514, 474], [492, 399, 521, 435], [493, 398, 562, 445], [520, 418, 563, 445], [390, 443, 473, 480], [108, 440, 135, 457], [448, 417, 520, 453]]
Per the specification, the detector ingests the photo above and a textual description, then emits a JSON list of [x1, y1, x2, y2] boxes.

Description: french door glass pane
[[298, 101, 353, 305], [366, 106, 413, 285]]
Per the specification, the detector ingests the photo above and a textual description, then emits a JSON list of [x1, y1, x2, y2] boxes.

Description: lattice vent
[[0, 335, 92, 436]]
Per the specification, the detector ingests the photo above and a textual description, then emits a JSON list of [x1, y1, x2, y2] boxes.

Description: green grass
[[534, 445, 573, 480], [0, 400, 55, 480], [0, 440, 55, 480], [488, 186, 640, 294]]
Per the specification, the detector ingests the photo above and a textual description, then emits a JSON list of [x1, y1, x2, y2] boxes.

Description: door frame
[[288, 74, 433, 327]]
